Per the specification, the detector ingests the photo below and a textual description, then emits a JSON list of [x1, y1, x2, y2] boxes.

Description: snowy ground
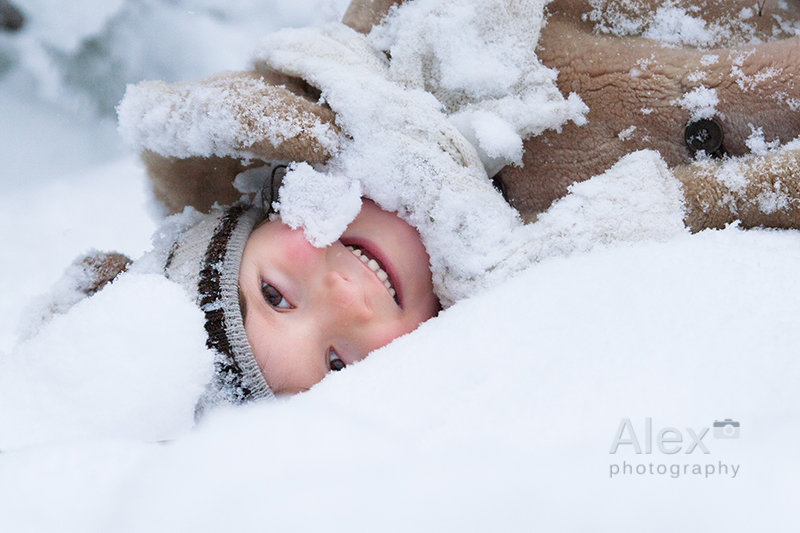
[[1, 1, 800, 531]]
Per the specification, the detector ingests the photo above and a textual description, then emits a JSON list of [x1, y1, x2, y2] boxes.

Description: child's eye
[[261, 281, 292, 309], [328, 349, 346, 372]]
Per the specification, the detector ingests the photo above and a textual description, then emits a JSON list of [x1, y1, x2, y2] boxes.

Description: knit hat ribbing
[[164, 204, 274, 406]]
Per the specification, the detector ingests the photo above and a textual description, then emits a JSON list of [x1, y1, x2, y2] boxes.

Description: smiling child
[[239, 199, 439, 395], [37, 194, 442, 408]]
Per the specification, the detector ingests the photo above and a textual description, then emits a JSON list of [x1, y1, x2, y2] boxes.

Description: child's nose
[[321, 270, 374, 325]]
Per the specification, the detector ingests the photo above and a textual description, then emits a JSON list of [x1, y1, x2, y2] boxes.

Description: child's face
[[239, 200, 439, 395]]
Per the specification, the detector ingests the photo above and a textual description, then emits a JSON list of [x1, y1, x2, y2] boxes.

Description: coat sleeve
[[117, 1, 406, 216], [117, 70, 341, 214], [19, 252, 132, 340], [673, 145, 800, 231]]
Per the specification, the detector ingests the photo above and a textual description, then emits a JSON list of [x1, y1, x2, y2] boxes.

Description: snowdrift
[[2, 226, 799, 531]]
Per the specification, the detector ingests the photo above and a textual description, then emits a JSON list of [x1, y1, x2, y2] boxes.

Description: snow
[[1, 1, 800, 531], [643, 5, 716, 46], [745, 126, 782, 155], [522, 150, 687, 258], [117, 73, 341, 159], [276, 162, 363, 246], [3, 229, 800, 532], [583, 0, 800, 47], [0, 273, 213, 450], [618, 124, 637, 140], [675, 85, 718, 121], [370, 0, 587, 172]]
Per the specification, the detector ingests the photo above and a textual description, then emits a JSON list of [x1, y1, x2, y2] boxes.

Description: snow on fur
[[584, 0, 800, 47], [369, 0, 588, 174], [117, 75, 340, 159]]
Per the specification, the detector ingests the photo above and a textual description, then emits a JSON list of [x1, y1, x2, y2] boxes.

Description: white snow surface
[[0, 273, 214, 450], [1, 1, 800, 531], [3, 229, 800, 532]]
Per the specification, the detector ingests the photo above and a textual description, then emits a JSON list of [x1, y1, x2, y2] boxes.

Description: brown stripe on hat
[[198, 204, 253, 401], [164, 203, 273, 410]]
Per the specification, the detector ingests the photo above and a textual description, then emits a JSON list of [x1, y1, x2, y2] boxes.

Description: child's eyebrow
[[238, 286, 248, 322]]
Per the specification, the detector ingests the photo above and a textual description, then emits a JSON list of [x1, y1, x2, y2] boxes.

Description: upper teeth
[[346, 246, 396, 298]]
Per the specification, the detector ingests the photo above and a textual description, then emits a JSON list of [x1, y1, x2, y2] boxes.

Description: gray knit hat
[[163, 203, 275, 408]]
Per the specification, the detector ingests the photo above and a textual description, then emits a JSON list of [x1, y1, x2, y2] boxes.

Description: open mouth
[[344, 244, 400, 305]]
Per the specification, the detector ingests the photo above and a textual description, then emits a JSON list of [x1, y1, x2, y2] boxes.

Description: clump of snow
[[707, 136, 800, 216], [727, 49, 784, 94], [643, 5, 716, 46], [584, 0, 649, 35], [17, 250, 124, 341], [776, 93, 800, 112], [516, 150, 687, 262], [745, 125, 781, 155], [756, 186, 790, 215], [675, 86, 718, 120], [773, 11, 800, 37], [687, 56, 719, 82], [687, 69, 705, 83], [0, 273, 214, 450], [455, 109, 524, 168], [730, 55, 783, 93], [276, 162, 362, 246], [712, 158, 748, 193], [618, 125, 637, 140], [370, 0, 587, 173]]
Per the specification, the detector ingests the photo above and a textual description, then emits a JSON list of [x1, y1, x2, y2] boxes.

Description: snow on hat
[[163, 204, 275, 406]]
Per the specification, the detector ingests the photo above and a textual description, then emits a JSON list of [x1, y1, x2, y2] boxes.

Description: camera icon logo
[[713, 419, 740, 439]]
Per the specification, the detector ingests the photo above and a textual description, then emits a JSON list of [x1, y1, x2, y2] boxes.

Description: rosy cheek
[[277, 228, 320, 265]]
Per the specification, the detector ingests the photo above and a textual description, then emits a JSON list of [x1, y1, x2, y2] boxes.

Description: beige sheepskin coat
[[126, 0, 800, 234]]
